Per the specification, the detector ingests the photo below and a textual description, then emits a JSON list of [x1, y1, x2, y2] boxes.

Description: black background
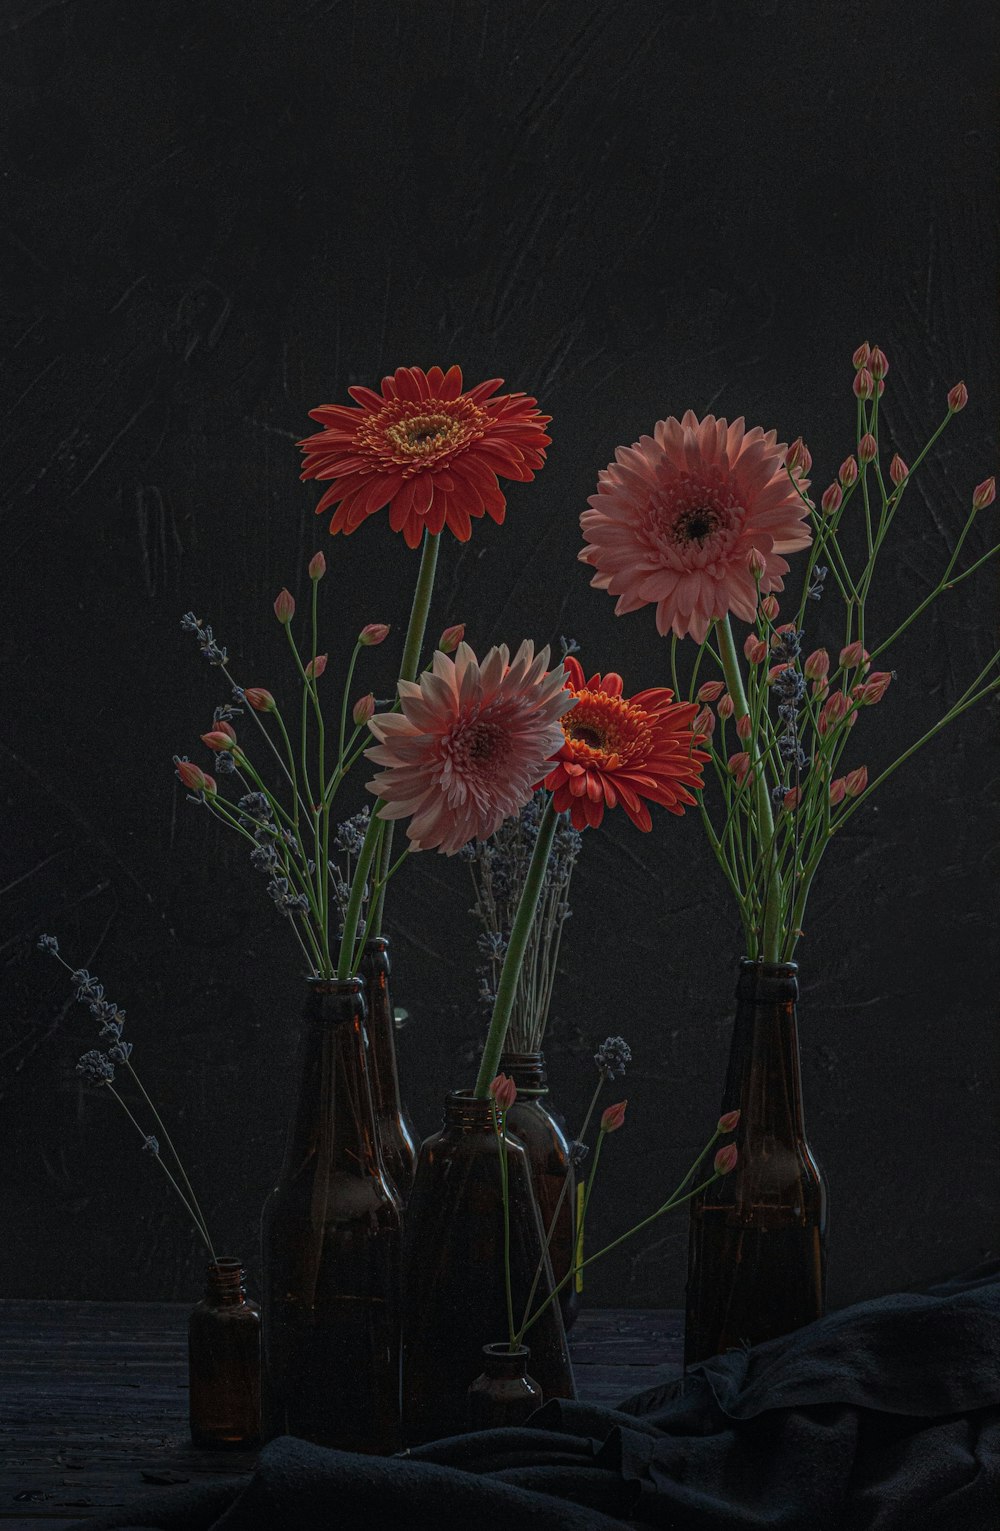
[[3, 0, 997, 1309]]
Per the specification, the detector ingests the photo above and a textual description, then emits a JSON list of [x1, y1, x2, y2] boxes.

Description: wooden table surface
[[0, 1299, 683, 1527]]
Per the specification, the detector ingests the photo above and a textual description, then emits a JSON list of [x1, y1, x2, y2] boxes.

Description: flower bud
[[727, 751, 752, 785], [696, 680, 726, 703], [760, 595, 780, 621], [744, 634, 767, 664], [818, 691, 849, 735], [438, 623, 465, 654], [714, 1143, 738, 1176], [693, 706, 716, 739], [839, 455, 859, 488], [766, 663, 791, 685], [305, 654, 328, 680], [308, 551, 327, 581], [747, 547, 767, 580], [736, 712, 752, 741], [359, 623, 390, 647], [947, 381, 968, 413], [845, 765, 868, 797], [853, 368, 873, 401], [352, 692, 376, 726], [804, 648, 830, 682], [601, 1100, 627, 1134], [274, 588, 295, 624], [973, 476, 996, 511], [854, 669, 892, 705], [489, 1073, 517, 1112], [717, 692, 735, 719], [858, 433, 877, 464], [889, 453, 908, 486], [821, 482, 843, 514], [201, 728, 236, 752], [201, 773, 218, 797], [245, 687, 276, 713], [852, 341, 871, 371], [175, 759, 209, 792], [812, 677, 829, 700], [876, 379, 885, 397], [869, 346, 888, 380], [717, 1109, 740, 1134], [829, 777, 847, 806], [839, 642, 870, 670], [782, 786, 801, 811]]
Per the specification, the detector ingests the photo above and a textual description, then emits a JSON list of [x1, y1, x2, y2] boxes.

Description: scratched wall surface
[[2, 0, 997, 1308]]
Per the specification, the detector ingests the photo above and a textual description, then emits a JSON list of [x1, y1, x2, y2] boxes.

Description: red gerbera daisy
[[298, 365, 552, 549], [544, 658, 709, 831]]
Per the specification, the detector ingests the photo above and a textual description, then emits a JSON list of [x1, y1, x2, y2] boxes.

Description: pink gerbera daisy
[[364, 641, 575, 855], [298, 365, 552, 549], [579, 411, 812, 643]]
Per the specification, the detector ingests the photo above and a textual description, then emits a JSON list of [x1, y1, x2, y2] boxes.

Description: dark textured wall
[[3, 0, 997, 1309]]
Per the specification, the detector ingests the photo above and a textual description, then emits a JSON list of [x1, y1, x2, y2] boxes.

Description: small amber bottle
[[188, 1258, 261, 1448]]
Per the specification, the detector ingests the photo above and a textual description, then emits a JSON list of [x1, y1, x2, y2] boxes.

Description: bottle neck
[[360, 935, 391, 985], [286, 979, 382, 1179], [442, 1089, 502, 1133], [481, 1342, 530, 1377], [499, 1051, 548, 1097], [205, 1258, 245, 1305], [724, 959, 806, 1143]]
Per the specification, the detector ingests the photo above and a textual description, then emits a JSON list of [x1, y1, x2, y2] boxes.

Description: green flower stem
[[491, 1106, 516, 1349], [338, 643, 364, 764], [282, 627, 318, 818], [372, 530, 441, 935], [107, 1084, 216, 1261], [124, 1062, 216, 1261], [717, 615, 781, 960], [336, 806, 385, 979], [234, 748, 298, 833], [308, 576, 332, 973], [220, 661, 303, 811], [473, 796, 559, 1098], [868, 535, 1000, 667]]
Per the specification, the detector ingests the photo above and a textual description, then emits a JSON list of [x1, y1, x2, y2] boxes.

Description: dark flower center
[[674, 505, 719, 543], [569, 724, 604, 748]]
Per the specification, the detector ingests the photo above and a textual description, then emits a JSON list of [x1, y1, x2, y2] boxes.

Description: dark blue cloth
[[76, 1264, 1000, 1530]]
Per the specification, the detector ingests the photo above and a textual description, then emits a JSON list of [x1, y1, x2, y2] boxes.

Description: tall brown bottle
[[685, 959, 826, 1366], [499, 1051, 579, 1332], [360, 937, 417, 1201], [261, 977, 402, 1452]]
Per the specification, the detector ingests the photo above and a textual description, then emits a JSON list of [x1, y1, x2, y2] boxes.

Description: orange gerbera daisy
[[298, 365, 552, 548], [544, 658, 709, 831]]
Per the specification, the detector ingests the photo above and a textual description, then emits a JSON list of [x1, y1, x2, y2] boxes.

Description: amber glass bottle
[[360, 937, 417, 1201], [188, 1259, 261, 1448], [499, 1050, 579, 1332], [685, 959, 826, 1366], [401, 1090, 575, 1446], [261, 977, 402, 1453], [467, 1344, 543, 1430]]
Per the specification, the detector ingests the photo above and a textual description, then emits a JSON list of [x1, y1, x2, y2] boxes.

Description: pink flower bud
[[839, 642, 870, 670], [744, 634, 767, 664], [601, 1100, 627, 1134], [804, 648, 830, 682], [438, 623, 465, 654], [853, 368, 873, 400], [359, 623, 390, 647], [727, 751, 752, 785], [812, 677, 829, 700], [876, 379, 885, 397], [201, 728, 236, 752], [274, 588, 295, 624], [855, 669, 892, 705], [818, 691, 849, 735], [947, 381, 968, 413], [785, 436, 805, 472], [760, 595, 780, 621], [714, 1143, 738, 1175], [782, 786, 801, 811], [489, 1073, 518, 1112], [305, 654, 328, 680], [308, 551, 327, 581], [201, 773, 217, 797], [175, 759, 209, 792], [839, 455, 859, 487], [352, 692, 376, 726], [717, 1109, 740, 1133], [829, 777, 848, 806], [845, 765, 868, 797], [859, 433, 877, 464], [821, 482, 843, 514], [869, 346, 888, 380], [746, 547, 767, 579], [693, 706, 716, 739], [736, 712, 752, 741], [696, 680, 726, 703], [245, 687, 276, 713], [889, 453, 908, 486], [973, 476, 996, 511], [717, 692, 735, 719], [852, 341, 871, 371]]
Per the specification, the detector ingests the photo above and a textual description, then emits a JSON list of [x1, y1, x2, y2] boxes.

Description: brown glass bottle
[[261, 977, 402, 1453], [685, 959, 827, 1366], [360, 937, 418, 1201], [401, 1090, 575, 1446], [499, 1051, 579, 1332], [188, 1258, 261, 1448], [467, 1344, 543, 1430]]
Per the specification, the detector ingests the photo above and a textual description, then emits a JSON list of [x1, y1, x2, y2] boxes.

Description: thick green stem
[[473, 796, 559, 1098]]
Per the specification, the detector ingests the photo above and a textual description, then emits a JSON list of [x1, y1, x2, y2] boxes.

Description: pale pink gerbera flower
[[579, 411, 812, 643], [364, 641, 575, 855]]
